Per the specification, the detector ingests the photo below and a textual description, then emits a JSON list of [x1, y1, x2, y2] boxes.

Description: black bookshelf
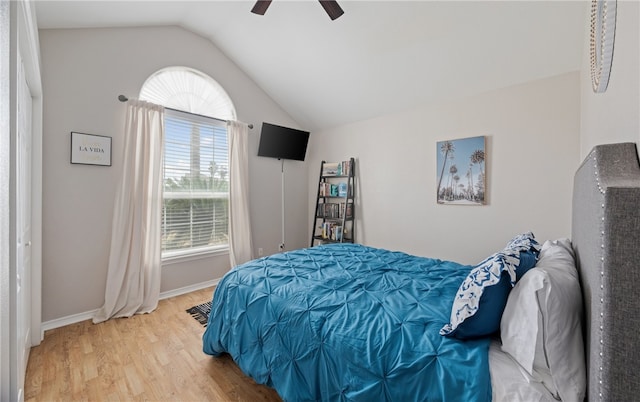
[[310, 158, 356, 246]]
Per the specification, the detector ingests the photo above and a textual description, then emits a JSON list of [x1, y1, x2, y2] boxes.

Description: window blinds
[[162, 108, 229, 254]]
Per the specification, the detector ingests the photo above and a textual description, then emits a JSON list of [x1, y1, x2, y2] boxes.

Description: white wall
[[580, 0, 640, 156], [308, 73, 580, 265], [39, 26, 309, 323]]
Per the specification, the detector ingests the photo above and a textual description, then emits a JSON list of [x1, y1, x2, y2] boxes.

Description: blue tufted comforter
[[203, 243, 491, 402]]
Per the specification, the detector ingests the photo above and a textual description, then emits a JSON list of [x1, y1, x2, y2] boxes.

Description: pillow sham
[[500, 238, 586, 402], [440, 232, 540, 339]]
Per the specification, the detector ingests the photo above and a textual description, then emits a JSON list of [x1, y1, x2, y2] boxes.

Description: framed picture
[[436, 136, 486, 205], [70, 132, 112, 166]]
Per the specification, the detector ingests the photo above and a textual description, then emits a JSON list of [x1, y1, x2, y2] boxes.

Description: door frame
[[1, 0, 13, 399], [1, 1, 43, 401], [16, 0, 43, 349]]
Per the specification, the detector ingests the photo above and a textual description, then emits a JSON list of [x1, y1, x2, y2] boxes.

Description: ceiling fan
[[251, 0, 344, 21]]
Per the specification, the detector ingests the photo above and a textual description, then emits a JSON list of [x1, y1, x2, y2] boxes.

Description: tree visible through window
[[139, 67, 236, 258]]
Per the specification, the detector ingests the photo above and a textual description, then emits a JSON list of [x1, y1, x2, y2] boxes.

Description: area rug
[[186, 301, 212, 327]]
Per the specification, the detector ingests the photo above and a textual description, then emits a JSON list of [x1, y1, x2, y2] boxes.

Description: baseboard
[[40, 278, 220, 338], [158, 278, 219, 301]]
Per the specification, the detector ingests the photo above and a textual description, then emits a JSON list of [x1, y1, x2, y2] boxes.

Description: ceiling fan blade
[[251, 0, 272, 15], [319, 0, 344, 20]]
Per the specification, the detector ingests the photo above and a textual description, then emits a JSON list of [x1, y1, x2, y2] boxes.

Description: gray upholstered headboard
[[572, 142, 640, 401]]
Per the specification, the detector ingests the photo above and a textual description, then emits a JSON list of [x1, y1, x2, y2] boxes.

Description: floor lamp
[[279, 159, 285, 251]]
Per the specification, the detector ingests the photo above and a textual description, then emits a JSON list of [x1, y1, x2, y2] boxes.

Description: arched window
[[140, 67, 235, 258], [140, 66, 236, 120]]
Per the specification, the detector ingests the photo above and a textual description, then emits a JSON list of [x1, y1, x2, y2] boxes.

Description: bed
[[571, 142, 640, 401], [203, 142, 640, 401]]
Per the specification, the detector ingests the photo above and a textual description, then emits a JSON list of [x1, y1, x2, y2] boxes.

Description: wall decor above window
[[437, 136, 486, 205], [590, 0, 617, 93], [70, 132, 112, 166]]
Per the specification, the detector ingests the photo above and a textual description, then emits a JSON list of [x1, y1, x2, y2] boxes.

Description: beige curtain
[[227, 121, 254, 267], [93, 100, 164, 324]]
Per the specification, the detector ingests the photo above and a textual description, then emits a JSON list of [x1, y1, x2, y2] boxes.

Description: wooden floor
[[24, 287, 282, 402]]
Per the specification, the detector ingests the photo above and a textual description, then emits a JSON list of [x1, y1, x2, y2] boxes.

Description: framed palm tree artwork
[[436, 136, 486, 205]]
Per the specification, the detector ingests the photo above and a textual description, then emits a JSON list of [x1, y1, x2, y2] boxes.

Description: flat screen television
[[257, 122, 310, 161]]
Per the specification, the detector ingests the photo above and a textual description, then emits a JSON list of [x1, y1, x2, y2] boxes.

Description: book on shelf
[[341, 202, 353, 218], [338, 182, 347, 197], [321, 222, 343, 241], [325, 203, 340, 218], [317, 202, 353, 219], [322, 160, 352, 177], [319, 182, 350, 198], [339, 160, 351, 176], [319, 182, 329, 196], [334, 226, 343, 241]]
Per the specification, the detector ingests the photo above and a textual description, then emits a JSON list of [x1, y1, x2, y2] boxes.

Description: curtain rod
[[118, 95, 253, 129]]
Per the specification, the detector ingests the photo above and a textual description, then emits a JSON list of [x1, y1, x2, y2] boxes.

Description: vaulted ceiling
[[35, 1, 588, 131]]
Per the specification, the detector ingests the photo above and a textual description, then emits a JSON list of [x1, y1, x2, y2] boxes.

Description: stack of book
[[317, 202, 353, 219], [318, 203, 339, 218], [319, 182, 339, 197], [320, 182, 349, 197], [321, 222, 343, 241]]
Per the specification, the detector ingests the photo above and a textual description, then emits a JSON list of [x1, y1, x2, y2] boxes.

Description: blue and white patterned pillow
[[440, 232, 541, 339]]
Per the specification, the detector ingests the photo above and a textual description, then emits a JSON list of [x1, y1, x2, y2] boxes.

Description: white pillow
[[500, 239, 586, 402]]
